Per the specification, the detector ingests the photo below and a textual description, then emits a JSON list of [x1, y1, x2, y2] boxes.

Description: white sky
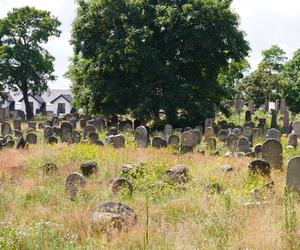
[[1, 0, 300, 90]]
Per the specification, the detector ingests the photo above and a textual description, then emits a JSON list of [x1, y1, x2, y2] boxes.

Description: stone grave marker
[[168, 135, 180, 147], [227, 133, 238, 153], [26, 132, 37, 144], [181, 131, 194, 153], [61, 122, 73, 143], [288, 133, 298, 148], [265, 128, 281, 141], [152, 136, 168, 149], [65, 172, 85, 199], [237, 136, 250, 153], [262, 139, 283, 169], [1, 122, 11, 136], [286, 157, 300, 193], [135, 126, 148, 148]]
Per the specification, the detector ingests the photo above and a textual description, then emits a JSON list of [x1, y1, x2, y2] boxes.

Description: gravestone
[[292, 121, 300, 136], [72, 130, 81, 143], [28, 121, 36, 131], [262, 139, 283, 169], [168, 135, 180, 147], [26, 132, 37, 144], [44, 126, 53, 141], [227, 133, 238, 153], [181, 131, 194, 153], [287, 133, 298, 148], [164, 124, 173, 141], [280, 98, 286, 114], [65, 172, 85, 199], [283, 110, 290, 134], [61, 122, 73, 143], [275, 99, 280, 112], [1, 122, 11, 136], [111, 178, 133, 195], [44, 120, 52, 127], [48, 136, 58, 144], [70, 118, 77, 129], [152, 136, 168, 149], [190, 129, 201, 146], [242, 126, 252, 142], [89, 132, 99, 142], [265, 128, 281, 141], [84, 125, 96, 140], [248, 159, 271, 176], [218, 129, 229, 142], [123, 123, 133, 132], [135, 126, 148, 148], [286, 157, 300, 193], [254, 144, 262, 156], [108, 127, 118, 136], [80, 162, 98, 177], [204, 127, 214, 142], [110, 134, 126, 148], [51, 116, 60, 127], [248, 100, 254, 114], [205, 118, 213, 129], [237, 136, 250, 153], [233, 128, 241, 136], [38, 123, 45, 130], [14, 129, 23, 138], [79, 119, 86, 129], [65, 114, 72, 121], [252, 128, 264, 141], [13, 120, 21, 131], [271, 109, 277, 128], [258, 118, 266, 129], [235, 93, 243, 115]]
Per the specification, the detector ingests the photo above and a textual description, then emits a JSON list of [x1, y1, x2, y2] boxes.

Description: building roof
[[19, 94, 45, 103], [50, 94, 73, 104]]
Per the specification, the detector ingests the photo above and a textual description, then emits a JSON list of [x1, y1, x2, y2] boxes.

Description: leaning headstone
[[61, 122, 73, 143], [1, 122, 11, 136], [265, 128, 281, 141], [152, 136, 167, 149], [227, 133, 238, 153], [26, 132, 37, 144], [168, 135, 180, 147], [181, 131, 194, 153], [135, 126, 148, 148], [286, 157, 300, 193], [262, 139, 283, 169], [292, 121, 300, 137], [288, 133, 298, 148], [65, 172, 85, 199], [237, 136, 250, 153]]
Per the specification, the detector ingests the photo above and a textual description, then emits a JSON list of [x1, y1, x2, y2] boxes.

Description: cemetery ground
[[1, 110, 300, 249]]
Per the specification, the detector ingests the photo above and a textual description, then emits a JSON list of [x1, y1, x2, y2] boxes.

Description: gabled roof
[[19, 94, 45, 103], [50, 94, 72, 104]]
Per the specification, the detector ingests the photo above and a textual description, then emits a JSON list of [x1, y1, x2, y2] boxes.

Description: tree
[[237, 45, 286, 107], [0, 7, 61, 119], [67, 0, 249, 125], [283, 49, 300, 113]]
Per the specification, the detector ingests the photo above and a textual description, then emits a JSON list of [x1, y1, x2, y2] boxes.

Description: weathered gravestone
[[83, 125, 96, 140], [235, 93, 243, 115], [108, 127, 118, 136], [237, 136, 250, 153], [286, 157, 300, 193], [72, 130, 81, 143], [233, 128, 241, 136], [168, 135, 180, 147], [252, 128, 264, 141], [265, 128, 281, 141], [181, 131, 194, 153], [61, 122, 73, 143], [245, 110, 251, 122], [164, 124, 173, 141], [52, 116, 60, 127], [165, 165, 189, 184], [111, 178, 133, 195], [44, 126, 53, 141], [123, 123, 133, 132], [204, 127, 214, 142], [218, 129, 229, 142], [227, 133, 238, 153], [280, 98, 286, 114], [288, 133, 298, 148], [26, 132, 37, 144], [48, 136, 58, 144], [262, 139, 283, 169], [89, 132, 99, 142], [205, 118, 213, 130], [14, 129, 23, 139], [135, 126, 148, 148], [13, 120, 21, 131], [70, 118, 77, 129], [258, 118, 266, 129], [65, 172, 86, 199], [152, 136, 167, 149], [207, 137, 217, 150], [1, 122, 11, 136], [190, 130, 201, 146], [248, 100, 254, 114], [292, 121, 300, 136], [248, 159, 271, 176], [79, 119, 86, 129], [254, 144, 262, 157], [110, 134, 126, 148], [242, 126, 252, 142], [282, 110, 290, 134], [28, 121, 36, 131], [80, 162, 98, 177]]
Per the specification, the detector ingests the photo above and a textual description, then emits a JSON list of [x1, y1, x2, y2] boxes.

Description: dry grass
[[0, 141, 300, 249]]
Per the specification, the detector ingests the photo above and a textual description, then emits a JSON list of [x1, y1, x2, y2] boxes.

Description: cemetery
[[1, 101, 300, 248]]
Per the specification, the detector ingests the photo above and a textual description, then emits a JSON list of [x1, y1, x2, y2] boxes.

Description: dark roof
[[50, 94, 72, 104], [19, 94, 45, 103], [3, 92, 14, 102]]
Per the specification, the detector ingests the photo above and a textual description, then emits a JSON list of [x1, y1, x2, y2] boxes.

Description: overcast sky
[[1, 0, 300, 90]]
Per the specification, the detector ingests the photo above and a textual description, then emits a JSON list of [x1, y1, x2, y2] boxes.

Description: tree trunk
[[22, 89, 34, 120]]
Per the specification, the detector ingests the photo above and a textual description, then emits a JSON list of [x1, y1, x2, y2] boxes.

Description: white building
[[18, 94, 46, 115], [50, 94, 73, 116]]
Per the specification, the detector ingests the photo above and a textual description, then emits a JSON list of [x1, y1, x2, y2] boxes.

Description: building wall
[[52, 96, 71, 115], [20, 96, 41, 115]]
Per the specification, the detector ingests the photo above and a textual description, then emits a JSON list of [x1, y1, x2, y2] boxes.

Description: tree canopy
[[67, 0, 249, 125], [0, 6, 61, 119]]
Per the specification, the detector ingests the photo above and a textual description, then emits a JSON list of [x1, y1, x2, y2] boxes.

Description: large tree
[[237, 45, 287, 107], [0, 7, 61, 119], [67, 0, 249, 125], [282, 49, 300, 113]]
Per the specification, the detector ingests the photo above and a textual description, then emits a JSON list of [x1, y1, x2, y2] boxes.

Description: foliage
[[237, 45, 287, 106], [283, 49, 300, 113], [0, 7, 61, 119], [67, 0, 249, 126]]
